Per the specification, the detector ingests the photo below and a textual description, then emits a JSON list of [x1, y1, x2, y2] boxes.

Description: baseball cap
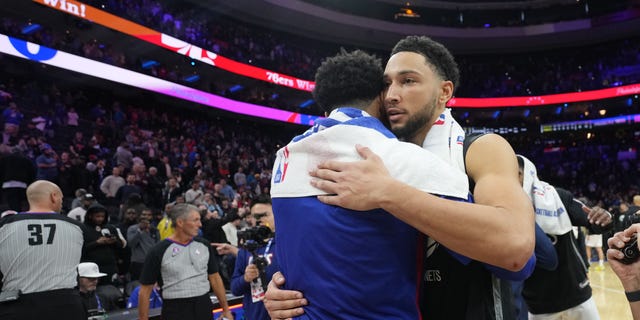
[[40, 143, 52, 151], [78, 262, 107, 278], [83, 193, 95, 201]]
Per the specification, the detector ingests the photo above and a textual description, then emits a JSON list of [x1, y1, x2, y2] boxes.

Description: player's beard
[[391, 97, 438, 142]]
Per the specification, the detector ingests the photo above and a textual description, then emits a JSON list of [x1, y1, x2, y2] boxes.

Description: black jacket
[[81, 203, 126, 279], [522, 188, 611, 314]]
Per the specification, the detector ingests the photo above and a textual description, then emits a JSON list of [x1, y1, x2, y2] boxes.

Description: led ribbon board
[[0, 34, 319, 125], [33, 0, 315, 92]]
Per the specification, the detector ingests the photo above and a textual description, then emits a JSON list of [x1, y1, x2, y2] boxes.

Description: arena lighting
[[0, 34, 319, 126], [540, 113, 640, 133], [229, 85, 244, 93], [183, 74, 200, 83], [33, 0, 640, 108], [21, 23, 42, 35], [299, 99, 314, 108], [141, 60, 159, 69], [448, 83, 640, 108], [394, 6, 421, 20]]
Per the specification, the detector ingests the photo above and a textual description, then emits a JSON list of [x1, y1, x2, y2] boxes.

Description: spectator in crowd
[[233, 166, 247, 189], [70, 188, 87, 210], [67, 106, 79, 126], [0, 145, 36, 211], [127, 207, 160, 281], [222, 212, 242, 247], [203, 192, 223, 218], [127, 283, 163, 309], [67, 192, 96, 222], [138, 203, 233, 320], [185, 179, 204, 205], [115, 173, 142, 207], [100, 166, 126, 220], [2, 102, 23, 144], [115, 142, 133, 170], [35, 143, 58, 182], [100, 166, 125, 204], [77, 262, 107, 317], [231, 194, 278, 320], [162, 177, 181, 205], [0, 180, 87, 320], [90, 159, 108, 196], [219, 178, 235, 201], [82, 203, 127, 311], [82, 203, 127, 284], [158, 203, 175, 240], [145, 166, 164, 209]]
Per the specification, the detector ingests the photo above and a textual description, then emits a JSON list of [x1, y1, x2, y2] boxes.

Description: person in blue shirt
[[127, 284, 163, 309], [231, 194, 278, 320]]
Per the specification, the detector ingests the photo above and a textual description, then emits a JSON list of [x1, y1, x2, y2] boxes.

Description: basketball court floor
[[591, 263, 632, 319]]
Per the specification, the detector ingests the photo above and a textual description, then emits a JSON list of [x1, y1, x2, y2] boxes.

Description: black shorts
[[0, 288, 86, 320], [162, 293, 213, 320]]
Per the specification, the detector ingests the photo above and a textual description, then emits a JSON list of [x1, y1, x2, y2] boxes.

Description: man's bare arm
[[138, 284, 153, 320], [311, 135, 534, 270], [209, 273, 234, 319]]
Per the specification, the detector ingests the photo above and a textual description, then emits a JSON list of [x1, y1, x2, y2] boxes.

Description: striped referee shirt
[[0, 212, 88, 294], [139, 237, 219, 299]]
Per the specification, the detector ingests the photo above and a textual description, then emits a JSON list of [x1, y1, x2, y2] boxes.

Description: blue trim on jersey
[[292, 107, 395, 143]]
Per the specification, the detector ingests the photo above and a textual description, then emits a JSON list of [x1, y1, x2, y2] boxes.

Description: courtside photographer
[[230, 194, 279, 320]]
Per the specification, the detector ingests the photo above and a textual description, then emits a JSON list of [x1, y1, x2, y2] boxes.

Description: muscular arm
[[312, 135, 534, 270], [138, 284, 153, 320], [209, 273, 233, 319]]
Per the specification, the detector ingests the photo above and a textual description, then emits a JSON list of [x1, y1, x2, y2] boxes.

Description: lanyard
[[95, 293, 103, 311], [263, 238, 273, 255], [261, 238, 274, 265]]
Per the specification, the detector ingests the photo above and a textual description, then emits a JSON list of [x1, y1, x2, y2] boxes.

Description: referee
[[0, 180, 88, 320], [138, 203, 233, 320]]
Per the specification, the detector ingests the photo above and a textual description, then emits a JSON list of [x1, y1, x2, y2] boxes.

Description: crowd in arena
[[3, 0, 640, 113]]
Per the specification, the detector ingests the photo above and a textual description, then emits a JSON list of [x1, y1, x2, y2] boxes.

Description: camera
[[620, 234, 640, 265], [237, 225, 274, 290], [237, 225, 273, 251]]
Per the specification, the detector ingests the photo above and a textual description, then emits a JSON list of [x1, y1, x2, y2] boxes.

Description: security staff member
[[138, 203, 233, 320], [0, 180, 88, 320]]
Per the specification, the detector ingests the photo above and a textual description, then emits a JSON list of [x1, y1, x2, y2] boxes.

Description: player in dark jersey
[[0, 180, 88, 320]]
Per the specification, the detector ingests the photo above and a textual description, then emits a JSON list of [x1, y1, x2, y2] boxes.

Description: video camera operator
[[231, 194, 279, 320]]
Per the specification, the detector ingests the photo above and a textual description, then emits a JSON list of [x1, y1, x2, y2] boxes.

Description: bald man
[[0, 180, 89, 320]]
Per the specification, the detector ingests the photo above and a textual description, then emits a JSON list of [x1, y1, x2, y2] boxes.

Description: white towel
[[518, 155, 572, 235], [271, 108, 469, 199], [422, 108, 466, 174]]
